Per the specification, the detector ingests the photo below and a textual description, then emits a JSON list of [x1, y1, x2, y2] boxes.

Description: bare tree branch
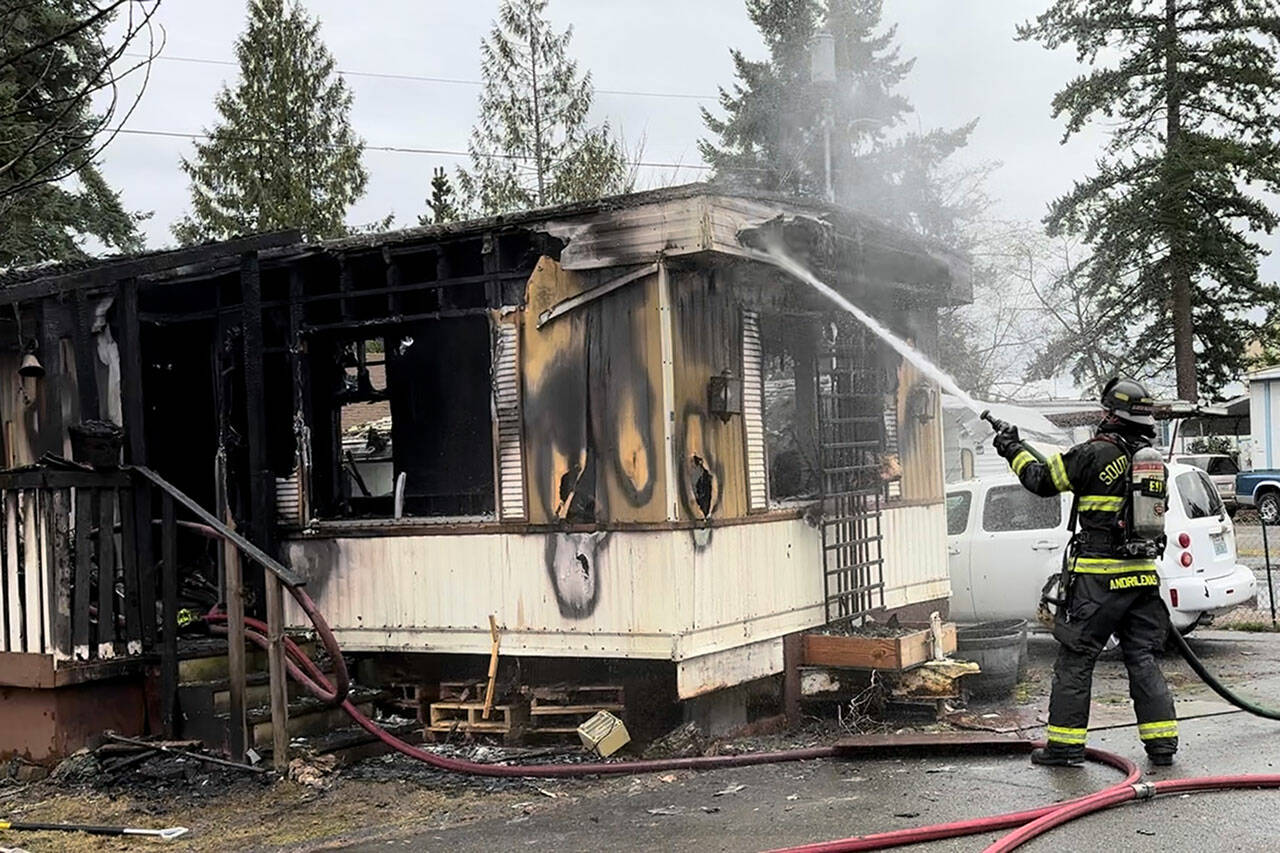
[[0, 0, 164, 208]]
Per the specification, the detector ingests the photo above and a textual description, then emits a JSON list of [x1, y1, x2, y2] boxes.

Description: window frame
[[946, 490, 973, 536], [1175, 470, 1224, 520]]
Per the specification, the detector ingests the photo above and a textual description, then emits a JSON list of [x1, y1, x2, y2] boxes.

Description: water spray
[[980, 409, 1046, 464], [737, 230, 986, 415]]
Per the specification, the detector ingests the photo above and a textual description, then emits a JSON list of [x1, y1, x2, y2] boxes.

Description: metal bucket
[[956, 619, 1028, 699]]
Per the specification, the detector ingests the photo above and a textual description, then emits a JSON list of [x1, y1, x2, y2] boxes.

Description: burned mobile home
[[0, 185, 969, 753]]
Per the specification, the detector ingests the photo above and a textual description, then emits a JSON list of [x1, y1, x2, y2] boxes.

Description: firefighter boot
[[1030, 747, 1085, 768]]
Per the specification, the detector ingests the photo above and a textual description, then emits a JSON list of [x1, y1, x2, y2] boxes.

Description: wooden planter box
[[802, 623, 957, 671]]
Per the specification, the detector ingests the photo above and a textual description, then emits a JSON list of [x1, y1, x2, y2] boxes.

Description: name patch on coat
[[1109, 573, 1159, 591]]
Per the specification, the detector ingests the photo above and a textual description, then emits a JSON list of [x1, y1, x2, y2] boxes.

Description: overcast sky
[[100, 0, 1277, 286]]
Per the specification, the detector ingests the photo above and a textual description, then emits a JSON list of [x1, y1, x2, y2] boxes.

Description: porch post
[[117, 278, 157, 649]]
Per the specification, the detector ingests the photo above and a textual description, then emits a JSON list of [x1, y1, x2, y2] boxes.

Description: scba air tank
[[1130, 446, 1168, 543]]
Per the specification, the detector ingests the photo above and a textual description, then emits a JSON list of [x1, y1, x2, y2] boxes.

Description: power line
[[127, 52, 719, 101], [112, 127, 714, 171]]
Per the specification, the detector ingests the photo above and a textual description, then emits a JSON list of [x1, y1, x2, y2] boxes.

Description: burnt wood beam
[[300, 306, 493, 334], [338, 256, 352, 322], [382, 246, 401, 316], [482, 232, 500, 307], [116, 277, 157, 647], [71, 287, 101, 421], [0, 231, 302, 305], [36, 298, 65, 457], [240, 251, 273, 554], [288, 267, 309, 522]]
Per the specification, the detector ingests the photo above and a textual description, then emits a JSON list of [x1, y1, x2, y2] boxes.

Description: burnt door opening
[[816, 319, 886, 626], [141, 320, 220, 510], [138, 316, 226, 609]]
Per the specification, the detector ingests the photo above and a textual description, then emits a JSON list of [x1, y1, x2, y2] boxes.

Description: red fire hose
[[981, 774, 1280, 853], [766, 746, 1139, 853], [206, 613, 840, 776], [205, 613, 1280, 851]]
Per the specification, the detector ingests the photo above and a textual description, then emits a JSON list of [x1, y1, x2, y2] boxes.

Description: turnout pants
[[1045, 573, 1179, 758]]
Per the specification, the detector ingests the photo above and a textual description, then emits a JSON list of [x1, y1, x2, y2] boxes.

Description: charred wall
[[520, 257, 666, 524]]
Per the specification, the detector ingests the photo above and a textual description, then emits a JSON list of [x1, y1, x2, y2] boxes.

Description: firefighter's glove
[[992, 426, 1022, 460]]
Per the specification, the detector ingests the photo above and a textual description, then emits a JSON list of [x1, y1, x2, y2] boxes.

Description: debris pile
[[46, 736, 272, 803], [641, 722, 709, 759]]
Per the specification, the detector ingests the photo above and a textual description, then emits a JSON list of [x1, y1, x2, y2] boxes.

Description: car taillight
[[1180, 552, 1193, 567], [1177, 532, 1191, 548], [1170, 589, 1179, 607]]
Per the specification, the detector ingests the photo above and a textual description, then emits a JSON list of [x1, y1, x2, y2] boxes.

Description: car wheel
[[1259, 492, 1280, 525]]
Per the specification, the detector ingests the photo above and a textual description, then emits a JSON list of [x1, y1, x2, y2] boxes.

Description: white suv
[[946, 462, 1257, 634]]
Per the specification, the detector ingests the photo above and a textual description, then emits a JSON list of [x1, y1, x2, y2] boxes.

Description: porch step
[[180, 687, 383, 753], [177, 670, 313, 715], [177, 636, 317, 683], [285, 719, 422, 766], [242, 687, 385, 751]]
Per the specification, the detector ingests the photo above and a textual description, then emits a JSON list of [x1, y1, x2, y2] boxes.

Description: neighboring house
[[1247, 365, 1280, 471], [942, 396, 1068, 482], [0, 184, 971, 756]]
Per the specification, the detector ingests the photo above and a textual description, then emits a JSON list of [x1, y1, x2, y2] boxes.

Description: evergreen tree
[[0, 1, 156, 267], [1019, 0, 1280, 400], [700, 0, 975, 241], [419, 167, 460, 226], [456, 0, 633, 215], [173, 0, 367, 243]]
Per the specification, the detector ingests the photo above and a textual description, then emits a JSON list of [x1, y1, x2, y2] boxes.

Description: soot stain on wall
[[544, 530, 610, 619]]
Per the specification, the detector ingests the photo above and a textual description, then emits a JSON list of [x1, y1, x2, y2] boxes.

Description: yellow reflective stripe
[[1011, 451, 1035, 476], [1046, 725, 1088, 745], [1138, 720, 1179, 740], [1072, 557, 1158, 575], [1047, 454, 1071, 492], [1077, 495, 1124, 512]]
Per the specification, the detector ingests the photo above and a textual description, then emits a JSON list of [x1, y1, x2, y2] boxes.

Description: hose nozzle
[[981, 409, 1011, 434]]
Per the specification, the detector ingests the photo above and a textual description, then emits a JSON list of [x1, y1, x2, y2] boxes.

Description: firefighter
[[992, 377, 1178, 767]]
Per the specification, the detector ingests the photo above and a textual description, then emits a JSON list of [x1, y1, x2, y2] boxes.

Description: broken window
[[761, 315, 822, 503], [337, 339, 393, 509], [319, 316, 496, 520]]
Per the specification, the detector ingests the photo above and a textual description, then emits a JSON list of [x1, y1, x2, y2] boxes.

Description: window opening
[[982, 485, 1062, 532], [324, 316, 496, 520]]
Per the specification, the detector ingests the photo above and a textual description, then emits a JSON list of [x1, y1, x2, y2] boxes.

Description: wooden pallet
[[438, 680, 489, 702], [427, 701, 528, 741], [525, 685, 624, 734]]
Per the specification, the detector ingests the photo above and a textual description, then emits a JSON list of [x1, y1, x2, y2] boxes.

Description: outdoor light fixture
[[18, 342, 44, 379], [12, 304, 43, 380], [708, 371, 743, 422], [909, 383, 937, 424]]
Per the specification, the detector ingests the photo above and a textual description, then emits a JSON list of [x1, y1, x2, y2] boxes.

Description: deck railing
[[0, 467, 149, 662], [0, 462, 336, 770]]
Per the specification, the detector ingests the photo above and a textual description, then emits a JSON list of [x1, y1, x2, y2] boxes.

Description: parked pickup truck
[[1236, 470, 1280, 524]]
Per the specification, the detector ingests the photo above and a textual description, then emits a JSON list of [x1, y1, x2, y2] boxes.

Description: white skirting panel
[[283, 516, 825, 662], [879, 502, 951, 611]]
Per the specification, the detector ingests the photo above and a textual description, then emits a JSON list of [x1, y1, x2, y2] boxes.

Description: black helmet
[[1101, 377, 1156, 428]]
